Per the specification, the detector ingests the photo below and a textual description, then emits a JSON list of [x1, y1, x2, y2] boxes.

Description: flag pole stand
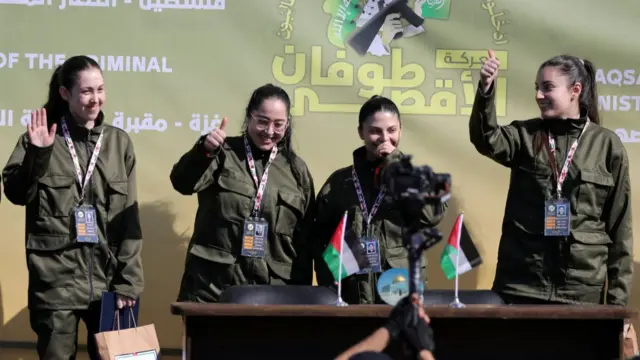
[[449, 256, 466, 308], [334, 296, 349, 307]]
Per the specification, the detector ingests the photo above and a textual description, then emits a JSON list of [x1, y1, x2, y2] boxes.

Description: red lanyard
[[351, 166, 386, 234], [61, 118, 104, 200], [546, 120, 589, 198], [244, 136, 278, 217]]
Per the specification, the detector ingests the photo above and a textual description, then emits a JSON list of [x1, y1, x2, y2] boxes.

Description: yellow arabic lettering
[[390, 48, 425, 88], [290, 87, 360, 116], [277, 10, 293, 40], [482, 0, 510, 45], [357, 62, 385, 98], [272, 45, 306, 85], [459, 70, 475, 116], [391, 89, 457, 115], [310, 46, 354, 86], [357, 49, 425, 98], [492, 31, 509, 45]]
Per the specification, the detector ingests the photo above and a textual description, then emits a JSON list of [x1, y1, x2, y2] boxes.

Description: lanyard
[[351, 166, 386, 235], [546, 120, 589, 198], [61, 118, 104, 201], [244, 136, 278, 217]]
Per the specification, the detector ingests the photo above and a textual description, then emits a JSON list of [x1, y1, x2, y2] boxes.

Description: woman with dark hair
[[2, 55, 143, 360], [171, 83, 316, 303], [470, 50, 633, 305], [312, 95, 448, 305]]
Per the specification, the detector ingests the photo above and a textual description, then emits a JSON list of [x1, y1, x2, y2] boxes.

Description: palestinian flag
[[322, 211, 370, 281], [440, 213, 482, 280]]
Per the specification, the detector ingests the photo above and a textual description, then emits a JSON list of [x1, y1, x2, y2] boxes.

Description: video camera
[[379, 154, 451, 323]]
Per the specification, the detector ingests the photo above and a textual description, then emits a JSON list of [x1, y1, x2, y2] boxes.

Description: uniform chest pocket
[[514, 164, 551, 203], [275, 190, 305, 236], [106, 180, 128, 221], [38, 175, 76, 218], [576, 170, 614, 219], [216, 172, 255, 223]]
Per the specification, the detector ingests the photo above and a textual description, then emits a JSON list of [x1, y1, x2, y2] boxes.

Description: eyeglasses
[[252, 114, 288, 133]]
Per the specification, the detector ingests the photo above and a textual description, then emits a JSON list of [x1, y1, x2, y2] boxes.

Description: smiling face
[[246, 97, 289, 151], [358, 110, 402, 160], [60, 67, 105, 123], [535, 65, 582, 119]]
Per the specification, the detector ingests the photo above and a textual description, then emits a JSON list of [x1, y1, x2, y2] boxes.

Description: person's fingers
[[209, 131, 224, 145], [219, 117, 228, 131]]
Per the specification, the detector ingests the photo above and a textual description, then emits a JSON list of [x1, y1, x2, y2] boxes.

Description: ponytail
[[43, 65, 67, 128], [581, 59, 601, 125]]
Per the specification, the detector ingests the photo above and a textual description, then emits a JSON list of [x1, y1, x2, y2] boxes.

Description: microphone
[[346, 0, 424, 56]]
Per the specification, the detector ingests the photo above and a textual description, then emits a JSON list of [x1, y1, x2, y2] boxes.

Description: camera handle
[[404, 226, 443, 326]]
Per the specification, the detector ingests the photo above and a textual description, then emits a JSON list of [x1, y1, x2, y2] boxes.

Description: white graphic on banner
[[0, 109, 223, 135]]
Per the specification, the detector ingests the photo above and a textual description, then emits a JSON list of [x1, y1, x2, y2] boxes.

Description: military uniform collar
[[61, 111, 106, 138]]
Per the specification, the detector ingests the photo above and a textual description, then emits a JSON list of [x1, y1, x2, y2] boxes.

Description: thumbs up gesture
[[203, 117, 228, 152], [480, 49, 500, 93]]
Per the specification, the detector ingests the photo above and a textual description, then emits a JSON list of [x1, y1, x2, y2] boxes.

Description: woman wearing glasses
[[170, 84, 316, 303]]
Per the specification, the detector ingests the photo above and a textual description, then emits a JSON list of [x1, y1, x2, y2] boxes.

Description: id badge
[[74, 205, 99, 243], [356, 236, 382, 274], [241, 217, 267, 258], [544, 198, 571, 236]]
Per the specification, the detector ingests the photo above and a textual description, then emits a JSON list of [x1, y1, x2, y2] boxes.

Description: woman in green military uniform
[[312, 96, 448, 304], [3, 56, 143, 360], [172, 84, 316, 303], [470, 50, 633, 306]]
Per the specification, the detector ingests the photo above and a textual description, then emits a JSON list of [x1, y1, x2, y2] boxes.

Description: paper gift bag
[[95, 309, 160, 360]]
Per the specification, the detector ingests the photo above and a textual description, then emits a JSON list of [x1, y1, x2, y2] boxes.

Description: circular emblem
[[77, 211, 84, 218], [548, 205, 555, 212], [376, 268, 424, 306], [247, 224, 254, 231]]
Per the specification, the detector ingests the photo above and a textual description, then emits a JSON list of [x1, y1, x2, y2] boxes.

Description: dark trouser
[[499, 293, 567, 305], [29, 303, 102, 360], [177, 253, 288, 303]]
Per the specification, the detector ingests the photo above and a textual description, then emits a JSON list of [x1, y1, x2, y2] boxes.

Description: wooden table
[[170, 303, 636, 360]]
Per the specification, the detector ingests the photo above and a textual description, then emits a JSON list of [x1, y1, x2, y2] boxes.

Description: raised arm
[[603, 144, 633, 306], [469, 50, 522, 168], [2, 110, 56, 205], [170, 118, 228, 195]]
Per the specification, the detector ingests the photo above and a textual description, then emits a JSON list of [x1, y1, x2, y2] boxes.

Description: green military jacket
[[170, 135, 315, 286], [470, 82, 633, 306], [2, 113, 144, 310], [312, 146, 447, 304]]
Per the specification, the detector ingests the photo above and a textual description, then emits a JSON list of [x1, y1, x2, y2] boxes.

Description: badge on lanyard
[[240, 136, 278, 258], [241, 217, 268, 258], [352, 166, 385, 274], [542, 120, 589, 237], [75, 205, 99, 243], [61, 118, 104, 244], [544, 199, 570, 236], [357, 236, 382, 274]]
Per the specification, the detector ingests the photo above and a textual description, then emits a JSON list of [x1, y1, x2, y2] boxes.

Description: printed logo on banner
[[322, 0, 449, 57]]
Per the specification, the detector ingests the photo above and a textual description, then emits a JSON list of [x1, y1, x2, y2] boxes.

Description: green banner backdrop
[[1, 0, 639, 350]]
